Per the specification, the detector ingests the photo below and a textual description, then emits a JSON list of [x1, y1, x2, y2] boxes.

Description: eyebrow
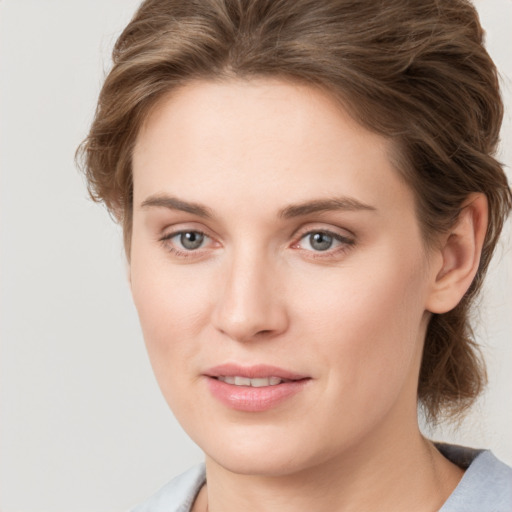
[[140, 195, 213, 218], [278, 197, 376, 218], [140, 194, 376, 219]]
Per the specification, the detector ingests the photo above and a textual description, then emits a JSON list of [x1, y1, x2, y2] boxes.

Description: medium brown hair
[[77, 0, 511, 422]]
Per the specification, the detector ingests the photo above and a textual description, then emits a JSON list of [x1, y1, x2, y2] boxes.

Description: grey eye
[[308, 232, 333, 251], [179, 231, 205, 250]]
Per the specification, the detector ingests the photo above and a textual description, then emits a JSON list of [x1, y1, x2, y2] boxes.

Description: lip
[[203, 363, 311, 412], [204, 363, 309, 381]]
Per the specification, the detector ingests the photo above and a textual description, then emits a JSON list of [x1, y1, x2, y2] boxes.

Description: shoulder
[[437, 444, 512, 512], [131, 464, 206, 512]]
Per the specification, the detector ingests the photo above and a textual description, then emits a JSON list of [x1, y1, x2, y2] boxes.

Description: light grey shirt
[[131, 444, 512, 512]]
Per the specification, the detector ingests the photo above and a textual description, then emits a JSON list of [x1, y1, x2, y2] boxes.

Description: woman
[[78, 0, 512, 510]]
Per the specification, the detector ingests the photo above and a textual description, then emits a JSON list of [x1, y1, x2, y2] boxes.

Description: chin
[[196, 424, 328, 477], [208, 448, 310, 477]]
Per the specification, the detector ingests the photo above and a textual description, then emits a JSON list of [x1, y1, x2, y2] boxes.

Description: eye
[[294, 229, 354, 254], [175, 231, 206, 250], [160, 230, 211, 254], [303, 232, 336, 251]]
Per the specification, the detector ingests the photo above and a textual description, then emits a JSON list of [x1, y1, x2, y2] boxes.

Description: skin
[[130, 78, 487, 511]]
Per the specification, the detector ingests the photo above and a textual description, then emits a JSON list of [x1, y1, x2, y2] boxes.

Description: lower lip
[[206, 377, 309, 412]]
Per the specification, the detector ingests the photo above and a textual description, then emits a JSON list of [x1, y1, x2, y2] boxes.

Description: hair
[[77, 0, 511, 423]]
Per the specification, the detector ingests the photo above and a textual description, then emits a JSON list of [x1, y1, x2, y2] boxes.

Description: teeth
[[217, 376, 285, 387], [234, 376, 251, 386], [251, 377, 274, 387]]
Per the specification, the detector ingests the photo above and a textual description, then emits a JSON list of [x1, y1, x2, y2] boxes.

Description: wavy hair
[[77, 0, 511, 422]]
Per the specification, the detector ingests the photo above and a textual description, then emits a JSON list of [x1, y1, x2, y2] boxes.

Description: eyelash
[[159, 230, 211, 259], [158, 228, 355, 260], [292, 229, 355, 259]]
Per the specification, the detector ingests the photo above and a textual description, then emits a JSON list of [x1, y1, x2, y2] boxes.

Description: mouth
[[204, 364, 311, 412], [215, 376, 292, 387], [204, 363, 308, 381]]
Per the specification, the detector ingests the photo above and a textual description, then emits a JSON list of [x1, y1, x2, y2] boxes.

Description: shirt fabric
[[131, 444, 512, 512]]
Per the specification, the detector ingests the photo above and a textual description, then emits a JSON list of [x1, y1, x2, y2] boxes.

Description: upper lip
[[204, 363, 309, 381]]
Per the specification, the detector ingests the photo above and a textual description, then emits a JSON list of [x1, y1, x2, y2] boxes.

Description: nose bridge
[[212, 242, 287, 342]]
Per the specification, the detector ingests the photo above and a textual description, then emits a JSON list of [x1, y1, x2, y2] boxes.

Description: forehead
[[132, 78, 414, 219]]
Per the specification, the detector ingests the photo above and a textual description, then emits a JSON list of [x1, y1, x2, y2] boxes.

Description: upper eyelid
[[160, 229, 209, 240], [293, 229, 354, 249], [159, 224, 215, 241], [293, 224, 355, 241]]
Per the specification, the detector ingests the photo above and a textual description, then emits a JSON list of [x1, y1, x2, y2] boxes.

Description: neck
[[200, 424, 463, 512]]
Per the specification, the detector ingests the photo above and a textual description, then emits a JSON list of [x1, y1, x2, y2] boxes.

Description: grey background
[[0, 1, 510, 511]]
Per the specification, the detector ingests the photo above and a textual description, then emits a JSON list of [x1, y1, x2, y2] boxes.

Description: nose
[[211, 249, 289, 343]]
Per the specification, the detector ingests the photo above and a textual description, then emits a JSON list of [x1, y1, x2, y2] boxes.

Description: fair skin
[[130, 78, 487, 512]]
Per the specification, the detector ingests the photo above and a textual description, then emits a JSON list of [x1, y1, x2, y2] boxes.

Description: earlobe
[[426, 193, 488, 314]]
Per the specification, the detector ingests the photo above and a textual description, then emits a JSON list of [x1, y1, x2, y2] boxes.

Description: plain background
[[0, 1, 510, 511]]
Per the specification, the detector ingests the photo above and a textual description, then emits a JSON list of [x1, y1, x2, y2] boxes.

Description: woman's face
[[130, 78, 438, 476]]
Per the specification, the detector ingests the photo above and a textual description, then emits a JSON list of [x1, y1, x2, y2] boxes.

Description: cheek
[[129, 248, 214, 385], [294, 251, 428, 390]]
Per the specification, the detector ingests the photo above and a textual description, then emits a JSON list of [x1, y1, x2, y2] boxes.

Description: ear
[[425, 193, 488, 314]]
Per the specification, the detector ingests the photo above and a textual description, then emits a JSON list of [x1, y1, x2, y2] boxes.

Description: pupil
[[180, 232, 204, 250], [310, 232, 332, 251]]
